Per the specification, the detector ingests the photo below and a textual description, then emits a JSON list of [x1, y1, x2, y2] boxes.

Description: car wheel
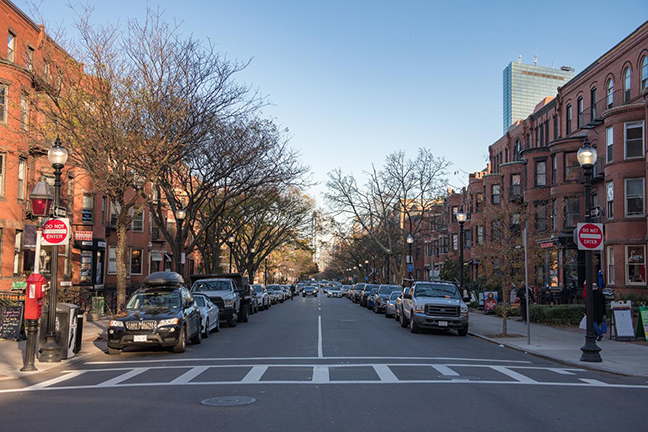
[[191, 323, 202, 344], [203, 319, 210, 338], [458, 325, 469, 336], [108, 346, 122, 355], [173, 327, 187, 353], [227, 314, 238, 327], [409, 312, 419, 333], [400, 309, 408, 328]]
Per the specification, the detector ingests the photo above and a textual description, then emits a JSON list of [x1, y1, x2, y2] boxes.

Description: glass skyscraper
[[503, 62, 574, 133]]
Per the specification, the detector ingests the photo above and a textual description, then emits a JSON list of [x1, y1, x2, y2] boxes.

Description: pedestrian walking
[[517, 284, 535, 322], [290, 284, 296, 301], [592, 284, 607, 341]]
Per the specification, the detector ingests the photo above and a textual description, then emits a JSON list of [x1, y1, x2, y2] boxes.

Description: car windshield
[[378, 285, 401, 294], [365, 284, 379, 290], [389, 291, 401, 300], [194, 296, 206, 307], [305, 287, 315, 291], [370, 288, 378, 294], [414, 284, 460, 299], [192, 280, 231, 291], [126, 291, 181, 310], [267, 285, 280, 290], [253, 286, 264, 294]]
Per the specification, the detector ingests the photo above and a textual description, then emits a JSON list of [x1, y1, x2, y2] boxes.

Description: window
[[606, 127, 613, 163], [108, 246, 117, 274], [625, 245, 646, 285], [101, 196, 106, 226], [491, 220, 501, 241], [464, 230, 471, 248], [591, 87, 598, 121], [0, 85, 6, 123], [551, 199, 557, 230], [607, 246, 614, 285], [577, 97, 583, 129], [451, 206, 458, 222], [624, 121, 644, 159], [624, 68, 631, 102], [26, 46, 34, 70], [131, 249, 143, 275], [20, 93, 28, 130], [111, 202, 120, 227], [551, 155, 557, 185], [476, 226, 483, 245], [82, 194, 94, 223], [535, 127, 539, 147], [539, 126, 544, 147], [7, 31, 15, 62], [13, 229, 23, 275], [514, 140, 521, 161], [553, 115, 558, 140], [564, 197, 580, 229], [475, 193, 483, 212], [535, 205, 547, 232], [624, 178, 644, 217], [545, 122, 550, 146], [607, 78, 614, 109], [0, 153, 5, 197], [132, 210, 144, 232], [564, 152, 580, 182], [535, 161, 546, 187], [17, 158, 26, 201], [452, 234, 458, 251], [511, 173, 521, 196], [566, 104, 572, 135], [607, 181, 614, 219], [491, 184, 500, 204], [642, 57, 648, 90]]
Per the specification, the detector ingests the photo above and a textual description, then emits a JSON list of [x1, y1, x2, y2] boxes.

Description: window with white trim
[[108, 246, 117, 274], [642, 57, 648, 90], [625, 245, 645, 285], [606, 181, 614, 219], [26, 46, 34, 71], [17, 158, 26, 201], [132, 210, 144, 232], [624, 68, 631, 102], [607, 246, 614, 285], [82, 194, 94, 223], [477, 226, 484, 245], [606, 126, 613, 163], [130, 248, 143, 275], [624, 121, 644, 159], [452, 234, 458, 251], [624, 178, 644, 217], [20, 93, 29, 130], [13, 229, 22, 275], [491, 184, 500, 204], [7, 31, 15, 62], [607, 78, 614, 109], [0, 85, 7, 124], [535, 161, 546, 186], [0, 153, 5, 197], [577, 97, 583, 129]]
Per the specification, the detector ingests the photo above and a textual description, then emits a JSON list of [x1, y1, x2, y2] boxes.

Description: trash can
[[38, 303, 80, 360], [74, 311, 84, 353]]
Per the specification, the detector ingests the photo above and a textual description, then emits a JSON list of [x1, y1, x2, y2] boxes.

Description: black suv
[[107, 272, 202, 355]]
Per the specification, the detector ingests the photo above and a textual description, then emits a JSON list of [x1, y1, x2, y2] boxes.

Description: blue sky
[[16, 0, 648, 205]]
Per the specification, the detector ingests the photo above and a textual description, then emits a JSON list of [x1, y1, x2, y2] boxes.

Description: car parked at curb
[[399, 281, 469, 335], [193, 292, 220, 337], [373, 284, 402, 313], [384, 291, 401, 318], [251, 284, 270, 310]]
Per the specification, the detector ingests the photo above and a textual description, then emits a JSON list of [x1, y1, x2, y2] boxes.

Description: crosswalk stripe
[[312, 366, 329, 383], [170, 366, 209, 384], [431, 365, 460, 376], [24, 371, 85, 390], [241, 366, 267, 383], [490, 366, 538, 384], [373, 365, 398, 383], [96, 368, 148, 387]]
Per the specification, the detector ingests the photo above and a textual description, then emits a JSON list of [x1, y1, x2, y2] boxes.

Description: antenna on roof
[[518, 55, 522, 63], [534, 54, 537, 65], [552, 60, 555, 69]]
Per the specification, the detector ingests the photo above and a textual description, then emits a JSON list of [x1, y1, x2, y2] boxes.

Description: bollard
[[20, 319, 39, 372]]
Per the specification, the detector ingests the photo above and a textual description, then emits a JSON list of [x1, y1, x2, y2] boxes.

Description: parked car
[[248, 286, 259, 314], [266, 285, 284, 303], [395, 287, 410, 321], [353, 283, 366, 303], [384, 291, 401, 318], [193, 293, 220, 337], [327, 287, 342, 298], [341, 285, 351, 296], [400, 281, 469, 335], [365, 287, 379, 309], [360, 284, 379, 307], [190, 273, 252, 327], [373, 284, 403, 313], [107, 272, 202, 355], [303, 286, 317, 297], [251, 284, 270, 310]]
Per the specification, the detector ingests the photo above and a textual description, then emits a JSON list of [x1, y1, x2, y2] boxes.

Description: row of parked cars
[[106, 271, 295, 355], [347, 281, 470, 335]]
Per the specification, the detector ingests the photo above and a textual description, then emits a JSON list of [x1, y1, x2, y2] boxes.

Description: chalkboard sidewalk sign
[[611, 301, 635, 340], [0, 304, 24, 341]]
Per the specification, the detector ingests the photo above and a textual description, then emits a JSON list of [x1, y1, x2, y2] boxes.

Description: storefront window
[[626, 245, 646, 285]]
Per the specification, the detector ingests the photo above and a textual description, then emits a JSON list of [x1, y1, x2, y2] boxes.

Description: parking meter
[[25, 273, 47, 319]]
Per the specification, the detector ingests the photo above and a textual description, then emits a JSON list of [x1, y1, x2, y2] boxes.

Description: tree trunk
[[501, 281, 510, 336], [115, 221, 129, 313]]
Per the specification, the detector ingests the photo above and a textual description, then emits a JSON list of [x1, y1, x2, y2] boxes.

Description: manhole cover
[[201, 397, 256, 407]]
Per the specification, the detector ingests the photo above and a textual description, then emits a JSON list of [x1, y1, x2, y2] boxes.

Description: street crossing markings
[[318, 316, 323, 358], [312, 365, 330, 383], [489, 366, 538, 384], [580, 378, 610, 386], [23, 371, 86, 390], [372, 365, 399, 383], [170, 366, 209, 384], [96, 368, 148, 387], [241, 366, 268, 383], [431, 365, 460, 376]]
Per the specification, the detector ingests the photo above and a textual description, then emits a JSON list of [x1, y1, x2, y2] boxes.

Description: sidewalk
[[469, 311, 648, 377], [0, 316, 108, 381]]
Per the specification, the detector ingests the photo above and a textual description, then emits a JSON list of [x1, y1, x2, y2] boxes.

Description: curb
[[468, 331, 639, 378]]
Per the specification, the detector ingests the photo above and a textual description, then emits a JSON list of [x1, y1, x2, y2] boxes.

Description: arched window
[[641, 57, 648, 90], [566, 104, 572, 135], [577, 97, 584, 129], [607, 78, 614, 109], [624, 68, 631, 102], [514, 140, 521, 161], [590, 87, 598, 120]]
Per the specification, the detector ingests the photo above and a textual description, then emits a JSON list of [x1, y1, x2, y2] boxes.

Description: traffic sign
[[408, 263, 413, 273], [575, 223, 604, 251], [42, 218, 70, 246], [53, 206, 67, 217]]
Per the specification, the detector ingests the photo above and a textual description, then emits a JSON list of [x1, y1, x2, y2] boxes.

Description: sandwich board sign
[[636, 306, 648, 341], [611, 301, 635, 339]]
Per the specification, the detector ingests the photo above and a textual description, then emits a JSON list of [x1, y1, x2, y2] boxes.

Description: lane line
[[580, 378, 610, 386], [96, 368, 148, 387], [373, 365, 399, 383], [241, 366, 268, 383], [312, 366, 329, 383], [23, 371, 85, 390], [431, 365, 460, 376], [170, 366, 209, 384], [490, 366, 538, 384], [318, 315, 323, 358]]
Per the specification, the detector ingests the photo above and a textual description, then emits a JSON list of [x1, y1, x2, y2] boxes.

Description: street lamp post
[[577, 138, 602, 363], [175, 208, 186, 278], [40, 137, 68, 363], [227, 235, 235, 273], [406, 234, 414, 286], [249, 247, 256, 282], [365, 259, 369, 282], [456, 208, 468, 301]]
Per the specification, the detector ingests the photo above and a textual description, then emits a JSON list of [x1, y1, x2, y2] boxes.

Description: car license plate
[[438, 321, 448, 327], [134, 335, 147, 342]]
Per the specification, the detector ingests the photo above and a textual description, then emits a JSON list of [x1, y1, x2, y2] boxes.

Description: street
[[1, 295, 646, 432]]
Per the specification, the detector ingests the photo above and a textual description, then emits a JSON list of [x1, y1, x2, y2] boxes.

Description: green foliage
[[439, 252, 470, 284], [529, 304, 585, 325], [494, 304, 520, 317]]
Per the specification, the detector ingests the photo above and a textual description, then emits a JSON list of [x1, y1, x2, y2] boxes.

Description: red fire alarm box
[[25, 273, 47, 320]]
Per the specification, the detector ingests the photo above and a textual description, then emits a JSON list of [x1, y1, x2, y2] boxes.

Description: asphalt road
[[1, 294, 646, 432]]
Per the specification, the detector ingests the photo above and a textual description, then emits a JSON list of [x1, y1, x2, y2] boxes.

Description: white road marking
[[318, 315, 323, 358], [431, 365, 460, 376], [490, 366, 538, 384], [241, 366, 268, 383], [96, 368, 148, 387], [580, 378, 610, 386], [312, 365, 329, 383], [550, 369, 576, 375], [373, 365, 398, 383], [23, 371, 85, 390], [170, 366, 209, 384]]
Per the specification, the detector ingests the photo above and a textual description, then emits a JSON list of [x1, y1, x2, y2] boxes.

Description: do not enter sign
[[42, 218, 70, 246], [575, 223, 604, 251]]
